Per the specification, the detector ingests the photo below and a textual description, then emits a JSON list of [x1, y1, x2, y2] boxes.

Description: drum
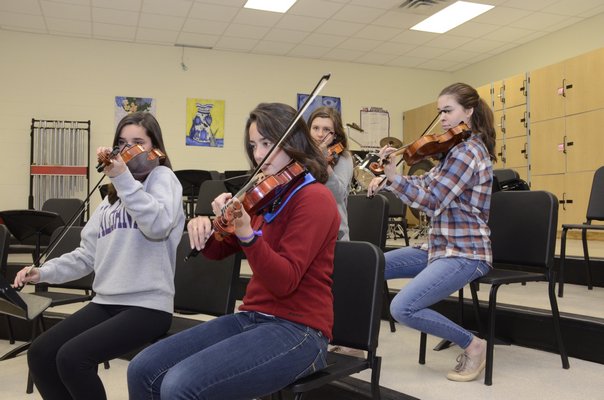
[[353, 153, 381, 190]]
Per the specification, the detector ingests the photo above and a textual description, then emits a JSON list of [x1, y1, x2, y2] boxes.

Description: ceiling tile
[[355, 51, 400, 65], [92, 0, 142, 12], [405, 45, 450, 59], [315, 19, 364, 36], [424, 34, 473, 50], [289, 0, 344, 17], [276, 14, 326, 32], [182, 18, 229, 35], [263, 28, 309, 44], [0, 0, 41, 15], [332, 4, 387, 24], [385, 55, 429, 68], [303, 32, 347, 47], [189, 3, 239, 22], [543, 0, 604, 17], [436, 48, 483, 63], [142, 0, 193, 18], [40, 1, 90, 21], [139, 13, 184, 31], [92, 8, 139, 26], [417, 58, 461, 72], [338, 37, 383, 51], [472, 7, 532, 25], [447, 21, 500, 38], [390, 29, 436, 45], [373, 41, 415, 55], [354, 24, 400, 41], [348, 0, 402, 9], [224, 23, 269, 39], [483, 25, 537, 42]]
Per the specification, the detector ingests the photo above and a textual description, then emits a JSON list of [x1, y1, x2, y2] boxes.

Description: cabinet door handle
[[521, 79, 527, 96], [521, 143, 528, 159], [562, 135, 567, 154], [567, 141, 574, 147], [566, 83, 573, 90], [521, 111, 527, 127], [500, 114, 506, 133], [560, 193, 567, 210]]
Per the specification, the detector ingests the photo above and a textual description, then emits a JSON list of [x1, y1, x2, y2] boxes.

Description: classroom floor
[[1, 237, 604, 399]]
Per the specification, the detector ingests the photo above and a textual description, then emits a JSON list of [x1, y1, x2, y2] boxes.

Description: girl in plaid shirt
[[368, 82, 497, 382]]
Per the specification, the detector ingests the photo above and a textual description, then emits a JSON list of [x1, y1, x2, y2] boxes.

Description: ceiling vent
[[399, 0, 446, 8]]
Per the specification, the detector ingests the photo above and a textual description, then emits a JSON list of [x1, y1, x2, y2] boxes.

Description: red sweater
[[202, 180, 340, 340]]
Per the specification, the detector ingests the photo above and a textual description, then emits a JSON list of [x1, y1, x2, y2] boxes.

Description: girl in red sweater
[[128, 102, 340, 399]]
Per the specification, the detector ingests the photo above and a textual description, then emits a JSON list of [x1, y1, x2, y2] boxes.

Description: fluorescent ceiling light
[[410, 1, 494, 34], [244, 0, 297, 13]]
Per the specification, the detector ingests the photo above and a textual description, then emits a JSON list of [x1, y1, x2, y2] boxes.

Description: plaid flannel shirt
[[387, 134, 493, 265]]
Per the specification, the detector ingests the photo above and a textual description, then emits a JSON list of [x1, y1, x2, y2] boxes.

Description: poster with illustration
[[296, 94, 341, 123], [114, 96, 156, 128], [186, 98, 225, 147]]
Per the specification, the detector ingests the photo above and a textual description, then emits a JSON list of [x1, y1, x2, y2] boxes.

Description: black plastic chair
[[469, 190, 569, 385], [194, 180, 228, 217], [558, 166, 604, 297], [168, 233, 242, 335], [493, 168, 529, 191], [277, 241, 385, 400], [42, 198, 85, 227], [33, 226, 94, 307], [346, 194, 395, 333]]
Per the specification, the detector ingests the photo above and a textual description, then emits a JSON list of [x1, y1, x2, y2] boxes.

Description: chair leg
[[548, 280, 570, 369], [419, 332, 427, 364], [371, 356, 382, 400], [558, 228, 568, 297], [484, 284, 501, 386], [581, 229, 593, 290], [5, 315, 15, 344], [384, 281, 396, 333], [470, 282, 484, 336]]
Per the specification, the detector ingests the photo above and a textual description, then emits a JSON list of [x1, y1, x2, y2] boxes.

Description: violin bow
[[371, 112, 441, 195], [234, 73, 331, 198]]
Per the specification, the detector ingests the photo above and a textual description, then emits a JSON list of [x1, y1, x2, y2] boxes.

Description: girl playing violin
[[13, 111, 185, 399], [127, 103, 340, 399], [367, 82, 496, 382], [308, 106, 353, 240]]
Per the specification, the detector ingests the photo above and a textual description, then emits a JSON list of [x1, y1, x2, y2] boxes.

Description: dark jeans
[[28, 302, 171, 400]]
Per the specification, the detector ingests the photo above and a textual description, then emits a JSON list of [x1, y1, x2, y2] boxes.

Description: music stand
[[224, 174, 251, 195], [174, 170, 212, 220], [0, 275, 52, 360], [0, 210, 64, 267]]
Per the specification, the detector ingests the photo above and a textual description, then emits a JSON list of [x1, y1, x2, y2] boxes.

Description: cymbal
[[379, 136, 403, 148]]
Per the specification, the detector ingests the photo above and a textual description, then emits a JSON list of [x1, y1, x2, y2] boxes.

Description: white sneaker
[[446, 340, 487, 382]]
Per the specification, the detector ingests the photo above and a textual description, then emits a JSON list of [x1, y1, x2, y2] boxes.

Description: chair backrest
[[378, 190, 407, 219], [586, 166, 604, 222], [44, 226, 93, 290], [195, 180, 228, 216], [173, 233, 241, 316], [488, 191, 558, 270], [224, 170, 250, 180], [0, 224, 10, 276], [42, 198, 85, 226], [493, 168, 529, 191], [331, 241, 385, 351], [346, 194, 389, 250]]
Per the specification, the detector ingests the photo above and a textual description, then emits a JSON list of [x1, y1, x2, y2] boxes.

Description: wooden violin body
[[212, 161, 306, 239], [97, 144, 165, 170], [326, 142, 344, 166], [369, 122, 471, 173]]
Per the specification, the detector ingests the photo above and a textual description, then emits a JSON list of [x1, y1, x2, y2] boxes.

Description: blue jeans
[[385, 247, 490, 349], [127, 311, 328, 400]]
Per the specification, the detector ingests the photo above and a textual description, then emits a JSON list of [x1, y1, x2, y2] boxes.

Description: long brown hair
[[439, 83, 497, 161], [107, 112, 172, 204], [244, 103, 329, 184], [307, 106, 350, 159]]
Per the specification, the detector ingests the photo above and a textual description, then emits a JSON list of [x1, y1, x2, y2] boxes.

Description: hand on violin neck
[[96, 146, 127, 178]]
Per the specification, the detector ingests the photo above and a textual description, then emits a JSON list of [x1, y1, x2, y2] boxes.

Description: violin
[[212, 161, 306, 239], [369, 122, 471, 173], [326, 142, 344, 166], [96, 144, 165, 171]]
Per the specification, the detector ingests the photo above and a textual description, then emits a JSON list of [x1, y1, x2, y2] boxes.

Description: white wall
[[0, 29, 451, 211]]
